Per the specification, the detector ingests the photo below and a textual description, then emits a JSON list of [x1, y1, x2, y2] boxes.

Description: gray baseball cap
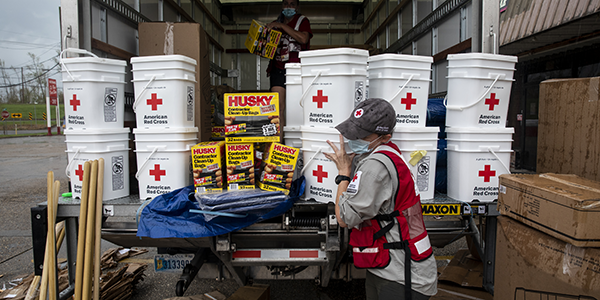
[[335, 98, 396, 140]]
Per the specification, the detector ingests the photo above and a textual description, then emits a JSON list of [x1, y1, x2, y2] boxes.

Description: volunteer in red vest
[[324, 98, 438, 300], [266, 0, 312, 128]]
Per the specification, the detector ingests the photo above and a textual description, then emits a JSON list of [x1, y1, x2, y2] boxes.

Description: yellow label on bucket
[[409, 150, 427, 166], [224, 92, 280, 143]]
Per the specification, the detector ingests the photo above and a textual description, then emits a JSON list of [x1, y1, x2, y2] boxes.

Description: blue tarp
[[137, 176, 305, 239]]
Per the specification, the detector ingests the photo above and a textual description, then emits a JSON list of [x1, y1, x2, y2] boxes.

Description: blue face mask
[[282, 8, 296, 18], [348, 136, 382, 155]]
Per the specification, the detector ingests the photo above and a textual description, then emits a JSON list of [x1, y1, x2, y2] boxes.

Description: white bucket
[[300, 71, 367, 127], [133, 127, 198, 199], [368, 76, 431, 127], [283, 126, 303, 149], [368, 54, 432, 80], [65, 128, 130, 152], [61, 51, 126, 130], [390, 127, 439, 200], [446, 127, 514, 202], [65, 143, 130, 201], [285, 64, 303, 128], [131, 55, 197, 129], [299, 48, 369, 68], [445, 53, 517, 128], [300, 126, 350, 203]]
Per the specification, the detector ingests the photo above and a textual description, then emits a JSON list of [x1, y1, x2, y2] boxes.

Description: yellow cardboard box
[[257, 143, 299, 194], [192, 141, 226, 193], [226, 143, 255, 190], [224, 92, 280, 143], [245, 20, 281, 60]]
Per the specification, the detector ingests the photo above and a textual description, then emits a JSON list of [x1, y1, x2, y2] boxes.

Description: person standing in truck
[[324, 98, 438, 300], [266, 0, 312, 129]]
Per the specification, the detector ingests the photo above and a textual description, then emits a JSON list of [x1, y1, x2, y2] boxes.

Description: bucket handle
[[487, 147, 511, 175], [132, 75, 157, 113], [300, 148, 323, 175], [299, 71, 322, 108], [446, 73, 503, 111], [65, 148, 82, 178], [135, 146, 160, 179], [386, 74, 415, 103], [60, 48, 100, 81]]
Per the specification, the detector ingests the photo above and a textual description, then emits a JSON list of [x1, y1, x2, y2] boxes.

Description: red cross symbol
[[149, 164, 166, 181], [485, 93, 500, 111], [352, 174, 358, 181], [401, 92, 417, 110], [312, 165, 328, 183], [70, 94, 81, 111], [478, 165, 496, 182], [354, 109, 363, 118], [312, 90, 328, 109], [75, 164, 84, 181], [147, 93, 163, 111]]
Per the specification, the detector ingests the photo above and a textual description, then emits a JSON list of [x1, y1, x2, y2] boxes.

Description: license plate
[[154, 254, 194, 273]]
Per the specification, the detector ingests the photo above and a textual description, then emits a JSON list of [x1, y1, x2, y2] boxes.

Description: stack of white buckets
[[445, 53, 518, 202], [130, 55, 198, 199], [62, 49, 130, 200], [284, 49, 439, 202]]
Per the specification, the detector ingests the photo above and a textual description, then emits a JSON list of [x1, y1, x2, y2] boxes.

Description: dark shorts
[[365, 272, 430, 300], [269, 67, 286, 89]]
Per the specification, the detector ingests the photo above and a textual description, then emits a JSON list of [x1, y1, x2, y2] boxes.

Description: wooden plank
[[432, 38, 471, 63], [537, 81, 550, 173], [560, 78, 577, 174], [579, 77, 599, 180], [570, 79, 586, 178]]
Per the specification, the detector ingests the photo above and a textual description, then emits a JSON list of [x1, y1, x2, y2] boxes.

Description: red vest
[[349, 142, 432, 299]]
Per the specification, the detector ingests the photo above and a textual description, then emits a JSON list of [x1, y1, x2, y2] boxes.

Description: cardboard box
[[226, 284, 270, 300], [538, 77, 600, 182], [494, 216, 600, 299], [498, 173, 600, 247], [257, 142, 299, 194], [192, 141, 226, 193], [224, 92, 280, 143], [138, 22, 212, 141], [226, 143, 255, 190], [244, 20, 281, 60]]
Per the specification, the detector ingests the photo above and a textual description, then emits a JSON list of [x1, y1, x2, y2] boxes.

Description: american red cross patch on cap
[[354, 108, 364, 118]]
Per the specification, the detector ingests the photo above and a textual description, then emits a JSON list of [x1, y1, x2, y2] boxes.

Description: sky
[[0, 0, 63, 83]]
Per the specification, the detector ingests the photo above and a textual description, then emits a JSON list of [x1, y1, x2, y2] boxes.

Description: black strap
[[383, 241, 412, 300]]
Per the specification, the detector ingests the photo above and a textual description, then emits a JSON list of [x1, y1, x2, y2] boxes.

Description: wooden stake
[[38, 171, 54, 300], [82, 160, 98, 300], [74, 161, 91, 300], [48, 180, 60, 300], [93, 158, 104, 300], [23, 276, 40, 300]]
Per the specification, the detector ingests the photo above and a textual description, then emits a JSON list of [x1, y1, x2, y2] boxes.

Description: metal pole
[[47, 96, 52, 136], [21, 67, 25, 103]]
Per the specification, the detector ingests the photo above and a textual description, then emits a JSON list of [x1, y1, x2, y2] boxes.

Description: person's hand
[[324, 134, 355, 177], [267, 22, 283, 30]]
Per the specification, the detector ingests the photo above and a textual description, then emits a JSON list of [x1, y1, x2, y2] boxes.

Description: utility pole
[[21, 67, 25, 103]]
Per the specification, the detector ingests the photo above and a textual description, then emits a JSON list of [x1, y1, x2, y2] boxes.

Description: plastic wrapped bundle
[[196, 189, 288, 221]]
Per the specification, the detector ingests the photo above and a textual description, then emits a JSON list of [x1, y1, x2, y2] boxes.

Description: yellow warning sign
[[421, 204, 461, 216], [11, 113, 22, 119]]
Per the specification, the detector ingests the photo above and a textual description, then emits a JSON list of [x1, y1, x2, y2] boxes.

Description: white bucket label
[[145, 162, 173, 196], [396, 90, 420, 125], [308, 164, 334, 201], [186, 86, 194, 122], [478, 92, 503, 125], [143, 90, 168, 125], [111, 155, 125, 191], [473, 162, 499, 198], [354, 81, 365, 105], [416, 156, 430, 192], [67, 89, 85, 126], [104, 87, 118, 123]]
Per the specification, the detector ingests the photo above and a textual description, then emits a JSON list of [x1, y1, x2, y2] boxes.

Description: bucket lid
[[300, 125, 342, 134], [283, 126, 301, 132], [285, 63, 301, 69], [64, 127, 131, 135], [447, 53, 518, 63], [299, 48, 369, 59], [446, 127, 515, 134], [394, 127, 440, 134], [133, 127, 199, 134], [368, 54, 433, 63], [131, 55, 197, 66], [61, 57, 127, 67]]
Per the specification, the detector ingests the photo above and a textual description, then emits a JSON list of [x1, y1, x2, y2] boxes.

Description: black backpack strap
[[372, 211, 400, 241], [384, 240, 412, 300]]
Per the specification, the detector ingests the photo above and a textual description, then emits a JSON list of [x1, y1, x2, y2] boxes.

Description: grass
[[1, 103, 64, 122]]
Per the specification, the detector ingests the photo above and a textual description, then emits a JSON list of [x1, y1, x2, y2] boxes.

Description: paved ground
[[0, 134, 468, 299]]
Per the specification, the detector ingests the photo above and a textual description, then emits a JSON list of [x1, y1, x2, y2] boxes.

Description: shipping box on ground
[[538, 76, 600, 182], [494, 216, 600, 299], [138, 22, 212, 141], [498, 173, 600, 247]]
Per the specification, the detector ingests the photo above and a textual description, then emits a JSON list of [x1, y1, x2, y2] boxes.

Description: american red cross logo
[[75, 164, 84, 181], [312, 90, 328, 109], [70, 94, 81, 111], [149, 164, 166, 181], [485, 93, 500, 111], [313, 165, 328, 183], [401, 92, 417, 110], [478, 165, 496, 182], [352, 174, 358, 181], [147, 93, 163, 111], [354, 109, 363, 118]]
